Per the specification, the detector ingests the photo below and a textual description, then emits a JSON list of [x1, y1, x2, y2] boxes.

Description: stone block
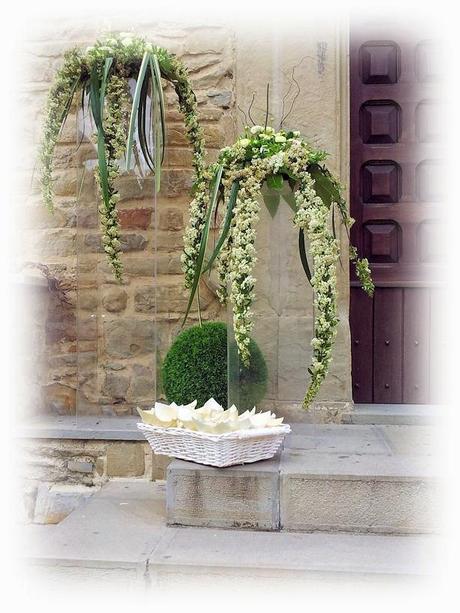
[[43, 383, 76, 415], [106, 442, 145, 477], [207, 89, 232, 108], [102, 287, 128, 313], [102, 372, 130, 400], [159, 207, 184, 231], [280, 451, 440, 534], [104, 319, 157, 358], [166, 457, 280, 530], [67, 459, 94, 474], [152, 453, 172, 481], [33, 483, 95, 524], [118, 208, 152, 230]]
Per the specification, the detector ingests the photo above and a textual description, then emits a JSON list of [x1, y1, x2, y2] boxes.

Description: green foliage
[[162, 322, 267, 410], [39, 34, 206, 282]]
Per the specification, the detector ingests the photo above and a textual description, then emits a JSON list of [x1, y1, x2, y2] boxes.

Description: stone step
[[167, 424, 440, 534], [343, 404, 443, 426], [166, 456, 280, 530], [23, 480, 441, 587], [280, 450, 439, 533]]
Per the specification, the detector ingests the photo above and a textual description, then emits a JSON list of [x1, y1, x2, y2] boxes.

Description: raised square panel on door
[[417, 220, 447, 263], [361, 161, 401, 203], [359, 100, 401, 144], [363, 221, 401, 263], [359, 41, 400, 83], [415, 100, 443, 143], [415, 40, 442, 83], [416, 160, 444, 202]]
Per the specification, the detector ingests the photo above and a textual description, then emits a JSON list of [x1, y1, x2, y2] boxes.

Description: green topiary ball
[[162, 322, 267, 411]]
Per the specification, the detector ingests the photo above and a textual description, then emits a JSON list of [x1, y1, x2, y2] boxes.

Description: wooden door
[[349, 24, 445, 403]]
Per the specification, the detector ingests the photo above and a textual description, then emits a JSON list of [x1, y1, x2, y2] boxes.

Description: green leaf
[[308, 164, 342, 208], [266, 173, 284, 190], [137, 74, 155, 172], [203, 180, 239, 273], [298, 229, 313, 287], [58, 76, 81, 135], [281, 181, 297, 213], [125, 51, 151, 170], [89, 69, 102, 130], [150, 54, 166, 164], [182, 165, 224, 326], [88, 68, 109, 207], [261, 183, 280, 217], [99, 57, 113, 120]]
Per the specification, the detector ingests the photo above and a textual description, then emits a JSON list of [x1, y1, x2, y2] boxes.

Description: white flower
[[238, 138, 250, 147], [250, 125, 264, 134], [275, 135, 286, 143]]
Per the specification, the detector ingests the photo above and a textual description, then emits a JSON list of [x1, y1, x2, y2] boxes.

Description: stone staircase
[[167, 423, 441, 534], [22, 420, 443, 587], [24, 480, 441, 589]]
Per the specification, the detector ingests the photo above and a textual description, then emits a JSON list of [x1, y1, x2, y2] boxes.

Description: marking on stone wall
[[317, 42, 328, 75]]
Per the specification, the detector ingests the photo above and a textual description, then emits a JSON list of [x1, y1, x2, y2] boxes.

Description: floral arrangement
[[181, 125, 374, 408], [39, 33, 206, 280], [137, 397, 284, 434]]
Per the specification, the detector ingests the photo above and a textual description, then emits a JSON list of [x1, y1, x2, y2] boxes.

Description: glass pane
[[75, 94, 162, 423], [228, 195, 312, 412]]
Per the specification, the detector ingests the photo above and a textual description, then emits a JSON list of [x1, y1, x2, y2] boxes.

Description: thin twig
[[237, 104, 249, 126], [280, 55, 309, 128], [264, 83, 270, 129], [247, 92, 256, 126]]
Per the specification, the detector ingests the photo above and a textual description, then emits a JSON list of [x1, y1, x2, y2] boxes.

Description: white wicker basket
[[137, 422, 291, 467]]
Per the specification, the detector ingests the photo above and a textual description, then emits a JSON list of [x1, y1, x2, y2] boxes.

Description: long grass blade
[[100, 57, 113, 120], [298, 229, 312, 286], [137, 75, 155, 171], [182, 165, 224, 326], [58, 76, 80, 136], [89, 68, 109, 206], [125, 52, 151, 170], [203, 180, 239, 273], [150, 54, 166, 163]]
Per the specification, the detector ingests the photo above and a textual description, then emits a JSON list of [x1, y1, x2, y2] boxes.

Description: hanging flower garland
[[39, 34, 206, 281], [182, 125, 374, 408]]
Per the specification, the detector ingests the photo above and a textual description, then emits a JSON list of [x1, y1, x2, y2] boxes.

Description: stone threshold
[[15, 404, 443, 442], [15, 415, 144, 441]]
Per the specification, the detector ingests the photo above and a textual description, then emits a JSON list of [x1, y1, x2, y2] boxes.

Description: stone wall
[[17, 21, 236, 417], [234, 22, 352, 408], [17, 17, 352, 418], [20, 437, 170, 523]]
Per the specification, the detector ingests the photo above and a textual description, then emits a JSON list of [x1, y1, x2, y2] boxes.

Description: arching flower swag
[[182, 125, 374, 407], [39, 34, 206, 281]]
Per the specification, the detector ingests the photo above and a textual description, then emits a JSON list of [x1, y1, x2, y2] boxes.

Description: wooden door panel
[[350, 23, 444, 403], [350, 290, 374, 402], [373, 288, 403, 403], [402, 288, 430, 403]]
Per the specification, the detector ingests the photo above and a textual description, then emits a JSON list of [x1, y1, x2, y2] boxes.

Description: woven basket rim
[[137, 421, 291, 441]]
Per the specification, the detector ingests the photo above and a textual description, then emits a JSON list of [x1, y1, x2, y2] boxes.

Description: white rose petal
[[154, 401, 178, 422], [249, 411, 274, 428]]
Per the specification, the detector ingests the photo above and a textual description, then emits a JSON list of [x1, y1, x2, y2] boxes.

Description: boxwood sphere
[[162, 322, 267, 410]]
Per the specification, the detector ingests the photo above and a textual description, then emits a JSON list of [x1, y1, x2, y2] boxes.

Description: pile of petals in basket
[[137, 398, 285, 434]]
